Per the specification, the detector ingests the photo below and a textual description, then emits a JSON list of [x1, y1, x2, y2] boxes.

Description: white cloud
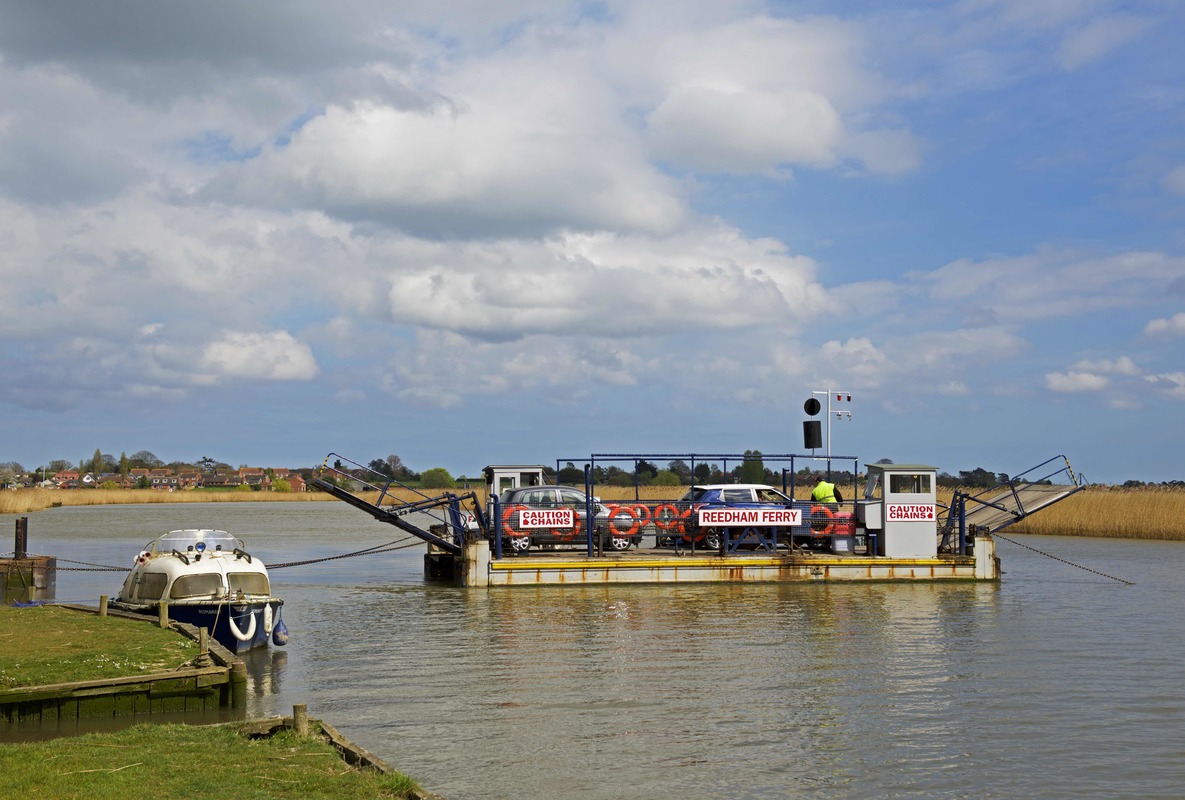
[[380, 227, 833, 340], [1069, 356, 1141, 376], [1144, 372, 1185, 400], [921, 250, 1185, 323], [1144, 312, 1185, 338], [199, 331, 319, 381], [1164, 165, 1185, 196], [1056, 15, 1152, 71], [1045, 370, 1109, 392]]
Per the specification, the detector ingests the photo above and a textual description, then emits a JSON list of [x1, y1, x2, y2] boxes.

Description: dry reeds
[[0, 488, 334, 515]]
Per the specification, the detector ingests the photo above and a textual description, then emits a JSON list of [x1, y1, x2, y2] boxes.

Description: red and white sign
[[697, 508, 802, 527], [886, 504, 935, 522], [519, 508, 575, 528]]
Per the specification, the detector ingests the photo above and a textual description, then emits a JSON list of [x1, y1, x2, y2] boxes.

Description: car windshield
[[680, 487, 711, 501]]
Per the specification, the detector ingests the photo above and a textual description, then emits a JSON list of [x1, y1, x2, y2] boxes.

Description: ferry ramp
[[943, 455, 1086, 537]]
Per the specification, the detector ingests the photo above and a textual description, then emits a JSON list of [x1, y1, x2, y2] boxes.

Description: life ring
[[607, 506, 640, 537], [810, 505, 835, 536], [653, 504, 679, 531], [263, 604, 274, 635], [631, 504, 652, 525], [501, 504, 524, 537], [228, 606, 257, 642], [134, 551, 151, 565]]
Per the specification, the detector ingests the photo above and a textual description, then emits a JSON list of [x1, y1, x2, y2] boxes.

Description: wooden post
[[158, 600, 169, 628], [293, 703, 309, 737], [99, 595, 108, 617]]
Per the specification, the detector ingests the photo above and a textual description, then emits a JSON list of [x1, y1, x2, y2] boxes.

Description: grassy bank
[[0, 722, 422, 800], [0, 605, 197, 689]]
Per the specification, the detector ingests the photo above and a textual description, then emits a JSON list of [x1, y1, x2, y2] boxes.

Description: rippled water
[[6, 502, 1184, 799]]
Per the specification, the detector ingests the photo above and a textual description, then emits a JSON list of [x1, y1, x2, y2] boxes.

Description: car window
[[557, 489, 586, 509], [755, 489, 791, 503], [518, 488, 555, 506], [722, 489, 755, 503]]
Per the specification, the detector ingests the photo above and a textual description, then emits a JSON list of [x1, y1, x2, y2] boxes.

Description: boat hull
[[112, 598, 284, 653]]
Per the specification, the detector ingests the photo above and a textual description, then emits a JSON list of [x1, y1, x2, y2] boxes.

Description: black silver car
[[496, 485, 641, 553]]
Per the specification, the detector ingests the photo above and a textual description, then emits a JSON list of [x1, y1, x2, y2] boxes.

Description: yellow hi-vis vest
[[812, 481, 838, 504]]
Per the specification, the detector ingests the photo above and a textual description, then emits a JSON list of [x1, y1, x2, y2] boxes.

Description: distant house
[[287, 474, 306, 492], [98, 473, 134, 488], [53, 470, 80, 488], [202, 474, 242, 489], [150, 474, 180, 490], [177, 472, 202, 489]]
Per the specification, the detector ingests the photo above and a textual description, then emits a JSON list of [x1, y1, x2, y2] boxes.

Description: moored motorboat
[[112, 529, 286, 653]]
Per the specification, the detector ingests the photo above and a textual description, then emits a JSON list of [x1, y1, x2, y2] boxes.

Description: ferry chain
[[15, 537, 425, 573], [993, 533, 1135, 585]]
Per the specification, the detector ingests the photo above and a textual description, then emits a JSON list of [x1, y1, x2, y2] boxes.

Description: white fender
[[263, 604, 274, 635], [228, 606, 257, 642]]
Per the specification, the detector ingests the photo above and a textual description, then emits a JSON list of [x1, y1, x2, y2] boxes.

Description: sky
[[1, 0, 1183, 485]]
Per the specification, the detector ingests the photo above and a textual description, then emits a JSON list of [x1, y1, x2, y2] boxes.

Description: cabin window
[[889, 474, 931, 495], [228, 572, 270, 596], [137, 572, 167, 601], [170, 574, 223, 599]]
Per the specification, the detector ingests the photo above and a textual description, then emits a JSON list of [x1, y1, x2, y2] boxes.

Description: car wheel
[[509, 536, 530, 554], [703, 531, 721, 550], [609, 536, 632, 551]]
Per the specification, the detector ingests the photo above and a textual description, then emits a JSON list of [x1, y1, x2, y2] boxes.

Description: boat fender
[[263, 604, 274, 635], [228, 606, 258, 642], [272, 607, 289, 646], [135, 551, 151, 565]]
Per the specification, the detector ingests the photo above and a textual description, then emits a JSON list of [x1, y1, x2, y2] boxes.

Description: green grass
[[0, 723, 422, 799], [0, 605, 197, 689]]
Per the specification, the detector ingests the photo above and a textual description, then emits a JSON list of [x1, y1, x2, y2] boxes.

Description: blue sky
[[1, 0, 1183, 484]]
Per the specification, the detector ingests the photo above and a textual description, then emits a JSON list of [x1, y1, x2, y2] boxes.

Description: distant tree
[[48, 459, 73, 473], [666, 460, 692, 483], [369, 458, 394, 478], [635, 460, 659, 482], [136, 475, 150, 489], [272, 478, 292, 493], [421, 467, 455, 489], [693, 463, 713, 484], [130, 451, 163, 468], [652, 470, 682, 487], [558, 462, 584, 484], [605, 466, 632, 486], [99, 480, 121, 490], [957, 467, 997, 488], [738, 450, 764, 484], [119, 452, 130, 476], [196, 457, 217, 473], [997, 473, 1011, 484], [167, 461, 196, 473]]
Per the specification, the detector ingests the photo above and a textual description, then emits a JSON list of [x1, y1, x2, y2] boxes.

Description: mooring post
[[14, 517, 28, 560], [293, 703, 309, 737], [99, 594, 108, 617], [158, 599, 169, 628]]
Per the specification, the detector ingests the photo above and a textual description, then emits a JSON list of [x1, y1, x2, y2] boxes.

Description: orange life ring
[[632, 504, 652, 525], [810, 505, 835, 536], [607, 506, 640, 537], [502, 504, 525, 538]]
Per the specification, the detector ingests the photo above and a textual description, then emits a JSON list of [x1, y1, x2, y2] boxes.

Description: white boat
[[112, 529, 286, 653]]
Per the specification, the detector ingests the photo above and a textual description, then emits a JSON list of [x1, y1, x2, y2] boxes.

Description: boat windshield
[[146, 529, 244, 554]]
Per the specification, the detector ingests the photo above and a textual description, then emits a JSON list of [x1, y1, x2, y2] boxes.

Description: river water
[[5, 502, 1184, 799]]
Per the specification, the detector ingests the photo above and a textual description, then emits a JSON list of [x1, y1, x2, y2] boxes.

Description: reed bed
[[5, 484, 1184, 541], [0, 487, 334, 515]]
